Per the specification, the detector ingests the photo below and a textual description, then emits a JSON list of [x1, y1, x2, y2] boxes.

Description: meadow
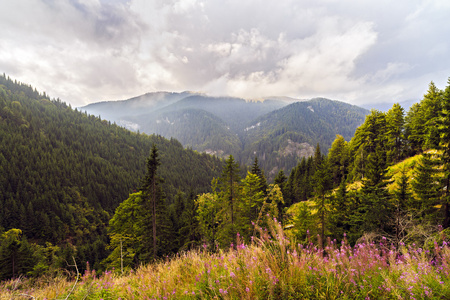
[[1, 220, 449, 300]]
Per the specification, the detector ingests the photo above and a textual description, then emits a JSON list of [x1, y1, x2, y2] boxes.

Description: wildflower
[[246, 287, 250, 292], [230, 271, 236, 277]]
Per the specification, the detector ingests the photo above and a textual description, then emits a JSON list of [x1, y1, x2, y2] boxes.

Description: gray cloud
[[0, 0, 449, 107]]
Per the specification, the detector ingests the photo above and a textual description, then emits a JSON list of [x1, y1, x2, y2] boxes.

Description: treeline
[[0, 75, 223, 279]]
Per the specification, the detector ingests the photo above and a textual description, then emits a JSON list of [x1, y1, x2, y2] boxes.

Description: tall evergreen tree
[[328, 135, 349, 186], [405, 102, 426, 155], [439, 78, 450, 227], [312, 159, 332, 247], [273, 169, 287, 200], [422, 82, 443, 150], [250, 156, 268, 195], [386, 103, 405, 163], [351, 144, 393, 235], [393, 167, 412, 246], [219, 155, 241, 226], [141, 144, 162, 258], [411, 153, 440, 216]]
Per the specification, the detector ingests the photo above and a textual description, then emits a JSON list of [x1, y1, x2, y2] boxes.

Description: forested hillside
[[0, 75, 223, 278], [240, 98, 368, 176], [280, 79, 450, 246]]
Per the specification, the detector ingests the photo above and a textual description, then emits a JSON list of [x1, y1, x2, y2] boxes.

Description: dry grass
[[2, 220, 450, 299]]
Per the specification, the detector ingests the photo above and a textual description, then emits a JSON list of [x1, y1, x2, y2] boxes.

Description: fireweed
[[1, 219, 450, 299]]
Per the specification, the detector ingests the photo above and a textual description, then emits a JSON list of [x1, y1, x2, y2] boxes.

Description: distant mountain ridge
[[81, 93, 369, 177]]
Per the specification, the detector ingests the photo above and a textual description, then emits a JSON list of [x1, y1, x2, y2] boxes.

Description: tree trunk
[[152, 179, 157, 258], [443, 175, 450, 228]]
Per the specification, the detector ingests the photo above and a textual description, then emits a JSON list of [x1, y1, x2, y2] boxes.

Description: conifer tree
[[219, 155, 241, 226], [439, 78, 450, 227], [140, 144, 168, 260], [351, 144, 393, 235], [411, 153, 439, 216], [274, 169, 287, 200], [393, 167, 411, 246], [250, 156, 268, 195], [422, 82, 443, 149], [386, 103, 405, 163], [328, 135, 349, 186], [405, 102, 426, 154], [312, 159, 332, 247]]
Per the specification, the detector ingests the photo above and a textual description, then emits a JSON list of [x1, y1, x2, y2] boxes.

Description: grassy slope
[[2, 220, 450, 299]]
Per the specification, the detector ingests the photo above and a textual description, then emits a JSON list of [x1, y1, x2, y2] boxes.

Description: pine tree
[[328, 135, 349, 186], [141, 144, 163, 260], [386, 103, 405, 163], [422, 82, 443, 149], [273, 169, 287, 200], [405, 102, 426, 154], [411, 153, 439, 216], [219, 155, 241, 226], [354, 144, 393, 234], [393, 167, 411, 246], [312, 159, 332, 247], [439, 78, 450, 227], [250, 156, 268, 195]]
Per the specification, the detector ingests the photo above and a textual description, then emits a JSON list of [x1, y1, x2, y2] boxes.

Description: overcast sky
[[1, 0, 449, 107]]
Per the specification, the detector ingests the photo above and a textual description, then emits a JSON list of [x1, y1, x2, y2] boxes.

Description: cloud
[[0, 0, 449, 106]]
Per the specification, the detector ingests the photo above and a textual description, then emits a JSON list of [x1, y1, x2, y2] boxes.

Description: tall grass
[[2, 220, 450, 299]]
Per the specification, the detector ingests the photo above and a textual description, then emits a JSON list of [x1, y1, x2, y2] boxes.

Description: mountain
[[81, 94, 369, 178], [240, 98, 369, 176], [0, 75, 223, 269], [81, 91, 200, 128]]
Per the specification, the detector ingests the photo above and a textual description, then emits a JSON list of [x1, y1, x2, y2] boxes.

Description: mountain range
[[82, 93, 369, 178]]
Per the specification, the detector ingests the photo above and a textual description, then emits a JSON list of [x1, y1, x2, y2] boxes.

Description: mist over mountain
[[81, 93, 369, 177]]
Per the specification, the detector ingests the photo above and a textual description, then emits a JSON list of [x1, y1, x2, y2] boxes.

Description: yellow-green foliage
[[386, 150, 443, 195]]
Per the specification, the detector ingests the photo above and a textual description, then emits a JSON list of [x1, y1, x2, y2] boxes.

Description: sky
[[1, 0, 449, 108]]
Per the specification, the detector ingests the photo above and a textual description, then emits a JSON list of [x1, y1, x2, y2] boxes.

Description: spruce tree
[[393, 167, 411, 246], [219, 155, 241, 226], [411, 153, 439, 216], [312, 159, 332, 247], [355, 144, 393, 234], [439, 78, 450, 227], [273, 169, 287, 200], [141, 144, 163, 260], [250, 156, 268, 195], [386, 103, 405, 163]]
